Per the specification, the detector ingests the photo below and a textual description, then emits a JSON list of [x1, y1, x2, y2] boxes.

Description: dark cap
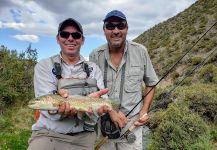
[[103, 10, 127, 22], [58, 18, 83, 34]]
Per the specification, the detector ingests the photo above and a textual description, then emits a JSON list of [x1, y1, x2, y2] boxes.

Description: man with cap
[[89, 10, 159, 150], [28, 18, 110, 150]]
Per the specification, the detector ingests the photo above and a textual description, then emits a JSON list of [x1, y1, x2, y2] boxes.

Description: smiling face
[[56, 26, 84, 63], [103, 17, 128, 51]]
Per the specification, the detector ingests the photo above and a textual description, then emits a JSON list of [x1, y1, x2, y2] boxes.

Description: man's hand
[[88, 88, 109, 98], [57, 89, 77, 117], [134, 112, 149, 126], [88, 89, 112, 115], [58, 89, 69, 98], [58, 102, 77, 117], [108, 110, 128, 128]]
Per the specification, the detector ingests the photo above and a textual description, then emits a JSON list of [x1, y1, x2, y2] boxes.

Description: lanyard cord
[[126, 20, 217, 117]]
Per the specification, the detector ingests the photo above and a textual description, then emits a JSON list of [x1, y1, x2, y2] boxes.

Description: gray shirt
[[32, 54, 105, 134], [89, 41, 159, 117]]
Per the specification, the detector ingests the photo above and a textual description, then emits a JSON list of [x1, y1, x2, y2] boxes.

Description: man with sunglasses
[[28, 18, 111, 150], [90, 10, 159, 150]]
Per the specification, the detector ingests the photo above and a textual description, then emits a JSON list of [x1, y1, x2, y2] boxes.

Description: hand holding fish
[[58, 101, 77, 117], [57, 89, 76, 117]]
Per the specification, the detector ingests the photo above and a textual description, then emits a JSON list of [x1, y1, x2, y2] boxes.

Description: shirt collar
[[105, 40, 128, 60], [59, 53, 86, 65]]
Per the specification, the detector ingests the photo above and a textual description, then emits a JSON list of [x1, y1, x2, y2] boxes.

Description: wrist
[[142, 113, 148, 117], [108, 110, 117, 116]]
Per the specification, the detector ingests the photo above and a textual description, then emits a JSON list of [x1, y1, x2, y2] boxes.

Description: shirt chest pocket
[[125, 66, 143, 92]]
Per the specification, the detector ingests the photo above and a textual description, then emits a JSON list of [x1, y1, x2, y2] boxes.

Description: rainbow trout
[[28, 94, 118, 112]]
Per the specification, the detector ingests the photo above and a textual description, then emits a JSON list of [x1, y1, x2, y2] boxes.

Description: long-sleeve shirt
[[32, 54, 105, 134]]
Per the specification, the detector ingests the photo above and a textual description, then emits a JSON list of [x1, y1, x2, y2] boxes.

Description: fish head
[[28, 95, 60, 110]]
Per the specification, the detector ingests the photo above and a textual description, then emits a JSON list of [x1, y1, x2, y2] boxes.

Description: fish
[[28, 94, 119, 112]]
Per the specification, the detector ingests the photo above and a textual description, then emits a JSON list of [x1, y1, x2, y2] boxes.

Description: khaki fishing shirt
[[32, 54, 105, 134], [89, 41, 159, 117]]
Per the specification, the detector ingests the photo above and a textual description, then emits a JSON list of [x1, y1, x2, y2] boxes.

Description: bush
[[198, 64, 217, 83], [172, 83, 217, 124], [0, 45, 36, 112], [190, 56, 202, 65], [185, 134, 215, 150], [148, 104, 209, 149]]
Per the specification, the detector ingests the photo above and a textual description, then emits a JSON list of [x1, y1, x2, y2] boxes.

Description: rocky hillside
[[134, 0, 217, 149], [134, 0, 217, 87]]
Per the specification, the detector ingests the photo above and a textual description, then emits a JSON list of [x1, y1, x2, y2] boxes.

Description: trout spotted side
[[28, 94, 119, 112]]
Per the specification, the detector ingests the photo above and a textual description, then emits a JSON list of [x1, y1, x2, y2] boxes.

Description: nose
[[67, 34, 75, 41], [112, 27, 120, 34]]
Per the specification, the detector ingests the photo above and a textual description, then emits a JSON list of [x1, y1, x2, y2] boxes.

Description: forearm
[[141, 86, 155, 113]]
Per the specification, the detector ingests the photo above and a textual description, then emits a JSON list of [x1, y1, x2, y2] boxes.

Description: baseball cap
[[58, 18, 83, 34], [103, 10, 127, 22]]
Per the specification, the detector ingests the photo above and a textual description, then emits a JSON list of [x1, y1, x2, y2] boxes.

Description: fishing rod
[[166, 46, 217, 96], [95, 20, 217, 150], [119, 20, 217, 141], [148, 46, 217, 113], [125, 20, 217, 118]]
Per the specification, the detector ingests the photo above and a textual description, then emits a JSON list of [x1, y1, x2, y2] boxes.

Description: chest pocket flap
[[125, 66, 143, 92]]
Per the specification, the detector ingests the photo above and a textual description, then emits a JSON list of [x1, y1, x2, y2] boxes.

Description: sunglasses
[[104, 21, 127, 30], [59, 31, 82, 39]]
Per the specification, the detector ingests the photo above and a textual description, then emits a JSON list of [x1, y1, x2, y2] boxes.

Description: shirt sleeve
[[34, 59, 61, 120], [89, 50, 98, 64], [143, 49, 159, 86]]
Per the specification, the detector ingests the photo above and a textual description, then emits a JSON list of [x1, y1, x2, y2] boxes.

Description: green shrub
[[171, 71, 180, 80], [210, 127, 217, 142], [0, 45, 36, 112], [206, 52, 217, 64], [190, 56, 202, 65], [198, 64, 217, 83], [148, 104, 209, 150], [172, 83, 217, 124], [185, 134, 215, 150]]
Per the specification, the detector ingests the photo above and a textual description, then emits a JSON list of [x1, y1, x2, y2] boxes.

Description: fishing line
[[125, 20, 217, 117], [166, 46, 217, 96], [119, 20, 217, 139], [149, 46, 217, 112]]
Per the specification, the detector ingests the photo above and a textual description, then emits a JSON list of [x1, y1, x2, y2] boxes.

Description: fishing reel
[[120, 129, 136, 143], [124, 131, 136, 143]]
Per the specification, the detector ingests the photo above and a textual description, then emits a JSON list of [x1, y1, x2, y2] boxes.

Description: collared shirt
[[89, 41, 159, 117], [32, 54, 105, 134]]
